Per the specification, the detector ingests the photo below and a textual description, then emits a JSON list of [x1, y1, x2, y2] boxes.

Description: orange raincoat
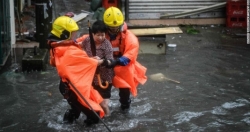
[[49, 44, 105, 118], [107, 23, 147, 97]]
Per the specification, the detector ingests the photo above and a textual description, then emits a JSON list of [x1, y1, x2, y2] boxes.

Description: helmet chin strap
[[107, 23, 123, 35], [108, 28, 120, 35], [108, 30, 118, 41]]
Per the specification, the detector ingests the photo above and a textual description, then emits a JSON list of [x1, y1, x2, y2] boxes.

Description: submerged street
[[1, 0, 250, 131]]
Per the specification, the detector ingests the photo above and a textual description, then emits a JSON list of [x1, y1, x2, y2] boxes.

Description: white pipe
[[10, 0, 16, 48], [174, 5, 225, 18], [160, 2, 226, 19]]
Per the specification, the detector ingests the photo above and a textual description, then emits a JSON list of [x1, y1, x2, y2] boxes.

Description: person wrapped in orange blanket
[[47, 16, 107, 126]]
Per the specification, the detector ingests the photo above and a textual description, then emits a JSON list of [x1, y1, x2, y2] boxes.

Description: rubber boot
[[120, 99, 131, 111], [63, 109, 77, 124], [81, 106, 100, 126]]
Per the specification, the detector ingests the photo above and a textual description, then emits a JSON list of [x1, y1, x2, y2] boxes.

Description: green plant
[[186, 25, 200, 34]]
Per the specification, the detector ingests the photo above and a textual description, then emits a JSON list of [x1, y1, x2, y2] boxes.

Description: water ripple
[[241, 117, 250, 124], [130, 103, 152, 116], [211, 106, 228, 115], [222, 101, 246, 109], [173, 111, 204, 125]]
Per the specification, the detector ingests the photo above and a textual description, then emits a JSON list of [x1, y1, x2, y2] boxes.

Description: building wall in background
[[128, 0, 226, 20]]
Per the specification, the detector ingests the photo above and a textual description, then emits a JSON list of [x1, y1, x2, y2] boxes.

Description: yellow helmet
[[51, 16, 79, 39], [103, 7, 124, 27]]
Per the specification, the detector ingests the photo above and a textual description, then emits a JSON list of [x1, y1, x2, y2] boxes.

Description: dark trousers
[[119, 88, 131, 106], [93, 83, 112, 99], [59, 80, 100, 123]]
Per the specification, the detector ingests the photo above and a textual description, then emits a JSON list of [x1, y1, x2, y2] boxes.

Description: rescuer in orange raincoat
[[102, 7, 147, 111], [76, 7, 147, 112], [47, 16, 107, 125]]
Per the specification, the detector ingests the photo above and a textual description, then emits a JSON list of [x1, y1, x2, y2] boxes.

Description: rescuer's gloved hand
[[117, 56, 130, 66], [103, 56, 130, 68], [101, 59, 109, 67], [101, 59, 116, 68]]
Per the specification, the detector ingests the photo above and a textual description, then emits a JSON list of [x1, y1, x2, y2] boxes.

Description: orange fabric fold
[[111, 28, 147, 97], [53, 45, 105, 118]]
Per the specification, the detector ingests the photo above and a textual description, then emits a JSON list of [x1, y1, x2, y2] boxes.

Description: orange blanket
[[52, 45, 104, 118]]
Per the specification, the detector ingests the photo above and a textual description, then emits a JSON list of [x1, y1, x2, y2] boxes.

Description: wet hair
[[91, 20, 107, 34]]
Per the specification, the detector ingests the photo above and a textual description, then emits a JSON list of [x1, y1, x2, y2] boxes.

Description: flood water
[[1, 26, 250, 132], [1, 0, 250, 131]]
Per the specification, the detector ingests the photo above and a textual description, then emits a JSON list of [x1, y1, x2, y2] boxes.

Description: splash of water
[[173, 111, 204, 125]]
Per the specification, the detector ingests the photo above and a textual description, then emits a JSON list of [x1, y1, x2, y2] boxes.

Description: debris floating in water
[[168, 44, 177, 47]]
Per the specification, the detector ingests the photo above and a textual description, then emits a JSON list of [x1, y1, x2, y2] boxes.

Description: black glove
[[101, 59, 119, 68], [108, 59, 119, 68], [101, 59, 109, 67]]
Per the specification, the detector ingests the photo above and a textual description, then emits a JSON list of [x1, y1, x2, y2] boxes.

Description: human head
[[92, 20, 107, 44], [51, 16, 79, 40], [103, 7, 124, 35], [92, 20, 107, 34]]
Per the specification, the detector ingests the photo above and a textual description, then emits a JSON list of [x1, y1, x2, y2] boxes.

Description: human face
[[93, 32, 105, 44], [70, 31, 78, 40], [107, 26, 120, 35]]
